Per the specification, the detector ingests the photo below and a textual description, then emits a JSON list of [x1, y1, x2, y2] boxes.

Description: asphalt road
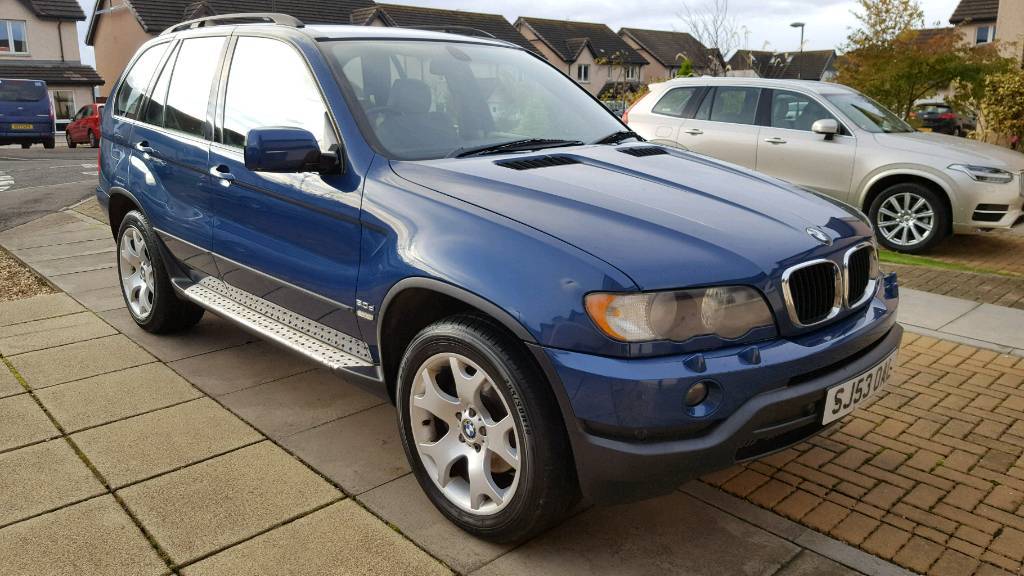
[[0, 145, 100, 231]]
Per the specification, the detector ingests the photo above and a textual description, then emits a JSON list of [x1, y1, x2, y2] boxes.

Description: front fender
[[355, 157, 637, 358], [854, 165, 957, 210]]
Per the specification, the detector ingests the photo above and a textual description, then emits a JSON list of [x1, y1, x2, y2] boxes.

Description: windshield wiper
[[593, 130, 642, 145], [452, 138, 584, 158]]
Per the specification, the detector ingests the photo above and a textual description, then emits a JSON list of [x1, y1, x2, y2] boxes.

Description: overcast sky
[[73, 0, 962, 67]]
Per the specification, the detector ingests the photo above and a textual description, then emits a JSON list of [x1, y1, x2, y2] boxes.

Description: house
[[727, 49, 837, 81], [1, 0, 104, 133], [949, 0, 1023, 61], [617, 27, 724, 80], [86, 0, 375, 98], [350, 4, 535, 52], [514, 17, 647, 98]]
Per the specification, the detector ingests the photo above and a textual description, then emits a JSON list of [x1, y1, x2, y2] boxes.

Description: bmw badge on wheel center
[[98, 13, 901, 542]]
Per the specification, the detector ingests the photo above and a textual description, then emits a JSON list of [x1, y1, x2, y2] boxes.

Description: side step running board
[[176, 276, 373, 370]]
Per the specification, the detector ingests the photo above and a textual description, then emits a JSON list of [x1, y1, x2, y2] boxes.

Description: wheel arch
[[858, 170, 954, 235], [106, 186, 147, 239], [376, 277, 536, 403]]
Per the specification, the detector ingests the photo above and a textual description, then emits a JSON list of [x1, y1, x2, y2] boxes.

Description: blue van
[[98, 14, 901, 542], [0, 78, 55, 149]]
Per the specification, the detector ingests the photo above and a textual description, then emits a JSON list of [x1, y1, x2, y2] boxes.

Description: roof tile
[[517, 17, 647, 65]]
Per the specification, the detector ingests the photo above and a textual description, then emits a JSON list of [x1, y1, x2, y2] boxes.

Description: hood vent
[[619, 146, 668, 157], [495, 155, 581, 170]]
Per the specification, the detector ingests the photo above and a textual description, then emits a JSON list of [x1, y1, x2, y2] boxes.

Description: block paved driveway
[[3, 204, 1010, 576]]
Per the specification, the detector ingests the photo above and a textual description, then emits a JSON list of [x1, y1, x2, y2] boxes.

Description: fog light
[[685, 381, 709, 407]]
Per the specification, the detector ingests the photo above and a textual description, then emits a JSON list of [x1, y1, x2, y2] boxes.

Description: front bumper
[[950, 171, 1024, 232], [531, 275, 901, 503]]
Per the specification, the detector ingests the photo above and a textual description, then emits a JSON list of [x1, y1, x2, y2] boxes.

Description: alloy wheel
[[119, 227, 155, 319], [410, 352, 521, 515], [876, 192, 934, 247]]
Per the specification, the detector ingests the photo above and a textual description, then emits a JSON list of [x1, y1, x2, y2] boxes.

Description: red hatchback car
[[66, 103, 103, 148]]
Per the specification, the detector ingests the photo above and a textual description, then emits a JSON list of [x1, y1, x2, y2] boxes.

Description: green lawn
[[879, 250, 1013, 277]]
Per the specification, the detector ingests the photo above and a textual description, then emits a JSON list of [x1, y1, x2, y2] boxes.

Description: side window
[[223, 37, 333, 150], [694, 88, 714, 120], [114, 42, 170, 118], [708, 87, 760, 125], [140, 43, 177, 127], [163, 36, 225, 138], [769, 90, 836, 132], [651, 87, 699, 117]]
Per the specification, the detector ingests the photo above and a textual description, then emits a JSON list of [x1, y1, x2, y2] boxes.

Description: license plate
[[918, 127, 932, 132], [822, 351, 897, 425], [10, 123, 33, 130]]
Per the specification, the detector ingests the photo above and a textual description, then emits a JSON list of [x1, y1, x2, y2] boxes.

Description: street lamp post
[[790, 22, 805, 79]]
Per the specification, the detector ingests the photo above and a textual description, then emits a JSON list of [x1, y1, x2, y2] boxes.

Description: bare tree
[[679, 0, 740, 74]]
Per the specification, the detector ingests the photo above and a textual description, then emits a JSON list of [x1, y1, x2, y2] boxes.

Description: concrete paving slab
[[0, 366, 22, 399], [182, 499, 450, 576], [47, 266, 118, 295], [941, 303, 1024, 350], [32, 251, 114, 277], [35, 363, 201, 432], [0, 226, 109, 251], [281, 403, 409, 495], [775, 550, 860, 576], [0, 494, 167, 576], [13, 238, 114, 263], [219, 368, 384, 438], [359, 474, 511, 574], [471, 492, 799, 576], [0, 440, 105, 527], [0, 311, 116, 356], [117, 441, 340, 565], [8, 334, 155, 389], [0, 212, 83, 239], [0, 293, 82, 327], [71, 284, 126, 312], [101, 308, 257, 363], [895, 288, 980, 330], [73, 398, 263, 488], [168, 341, 316, 396], [0, 394, 60, 452]]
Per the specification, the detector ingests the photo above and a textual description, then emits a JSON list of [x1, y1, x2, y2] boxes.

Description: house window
[[625, 65, 639, 81], [50, 90, 75, 133], [0, 20, 29, 54], [576, 63, 590, 83], [976, 25, 995, 44]]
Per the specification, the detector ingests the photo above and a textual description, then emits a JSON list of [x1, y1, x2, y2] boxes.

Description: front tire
[[20, 143, 30, 149], [869, 183, 948, 253], [67, 133, 77, 148], [88, 130, 99, 148], [396, 314, 577, 543], [116, 210, 204, 333]]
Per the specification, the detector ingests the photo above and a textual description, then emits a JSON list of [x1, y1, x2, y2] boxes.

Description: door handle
[[209, 165, 235, 187], [134, 141, 157, 155], [764, 137, 787, 145], [683, 128, 704, 135]]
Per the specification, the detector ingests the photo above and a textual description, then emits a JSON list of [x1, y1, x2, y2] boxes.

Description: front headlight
[[584, 286, 775, 343], [948, 164, 1014, 184]]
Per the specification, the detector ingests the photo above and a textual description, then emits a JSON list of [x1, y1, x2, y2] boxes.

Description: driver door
[[209, 35, 363, 338]]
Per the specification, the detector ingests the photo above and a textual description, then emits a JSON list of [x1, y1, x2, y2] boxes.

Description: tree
[[981, 69, 1024, 149], [675, 56, 694, 77], [843, 0, 923, 52], [679, 0, 738, 75]]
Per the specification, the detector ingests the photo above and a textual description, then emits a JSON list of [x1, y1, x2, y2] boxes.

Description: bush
[[981, 70, 1024, 150]]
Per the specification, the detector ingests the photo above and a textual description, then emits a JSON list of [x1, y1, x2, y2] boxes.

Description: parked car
[[626, 77, 1024, 253], [909, 102, 969, 136], [0, 78, 55, 149], [99, 14, 901, 541], [66, 103, 103, 148]]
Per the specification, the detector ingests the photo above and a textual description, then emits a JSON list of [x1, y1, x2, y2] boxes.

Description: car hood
[[389, 145, 870, 290], [874, 132, 1024, 170]]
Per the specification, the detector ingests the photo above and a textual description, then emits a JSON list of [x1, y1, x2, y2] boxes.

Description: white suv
[[626, 77, 1024, 252]]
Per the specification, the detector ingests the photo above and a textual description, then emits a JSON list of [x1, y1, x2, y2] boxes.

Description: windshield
[[824, 93, 914, 134], [322, 40, 624, 160], [0, 79, 47, 102]]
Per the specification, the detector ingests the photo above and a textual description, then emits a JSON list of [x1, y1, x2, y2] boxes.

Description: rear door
[[127, 35, 226, 274], [755, 89, 856, 201], [629, 86, 703, 143], [675, 86, 762, 168], [208, 35, 363, 338]]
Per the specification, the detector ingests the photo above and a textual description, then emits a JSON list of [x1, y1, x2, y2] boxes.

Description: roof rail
[[160, 13, 304, 36], [405, 25, 496, 39]]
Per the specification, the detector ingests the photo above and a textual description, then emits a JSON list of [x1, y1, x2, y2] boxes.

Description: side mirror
[[244, 127, 326, 173], [812, 119, 839, 141]]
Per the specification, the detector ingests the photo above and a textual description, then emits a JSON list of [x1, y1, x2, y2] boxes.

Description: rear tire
[[869, 182, 948, 253], [43, 138, 55, 149], [116, 210, 204, 333], [20, 143, 30, 149], [396, 314, 578, 543]]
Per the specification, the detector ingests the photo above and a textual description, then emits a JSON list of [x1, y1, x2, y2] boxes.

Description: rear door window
[[114, 42, 170, 118], [651, 87, 700, 117], [708, 87, 761, 125], [163, 36, 225, 138]]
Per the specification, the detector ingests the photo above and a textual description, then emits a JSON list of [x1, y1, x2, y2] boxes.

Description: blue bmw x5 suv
[[98, 13, 901, 541]]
